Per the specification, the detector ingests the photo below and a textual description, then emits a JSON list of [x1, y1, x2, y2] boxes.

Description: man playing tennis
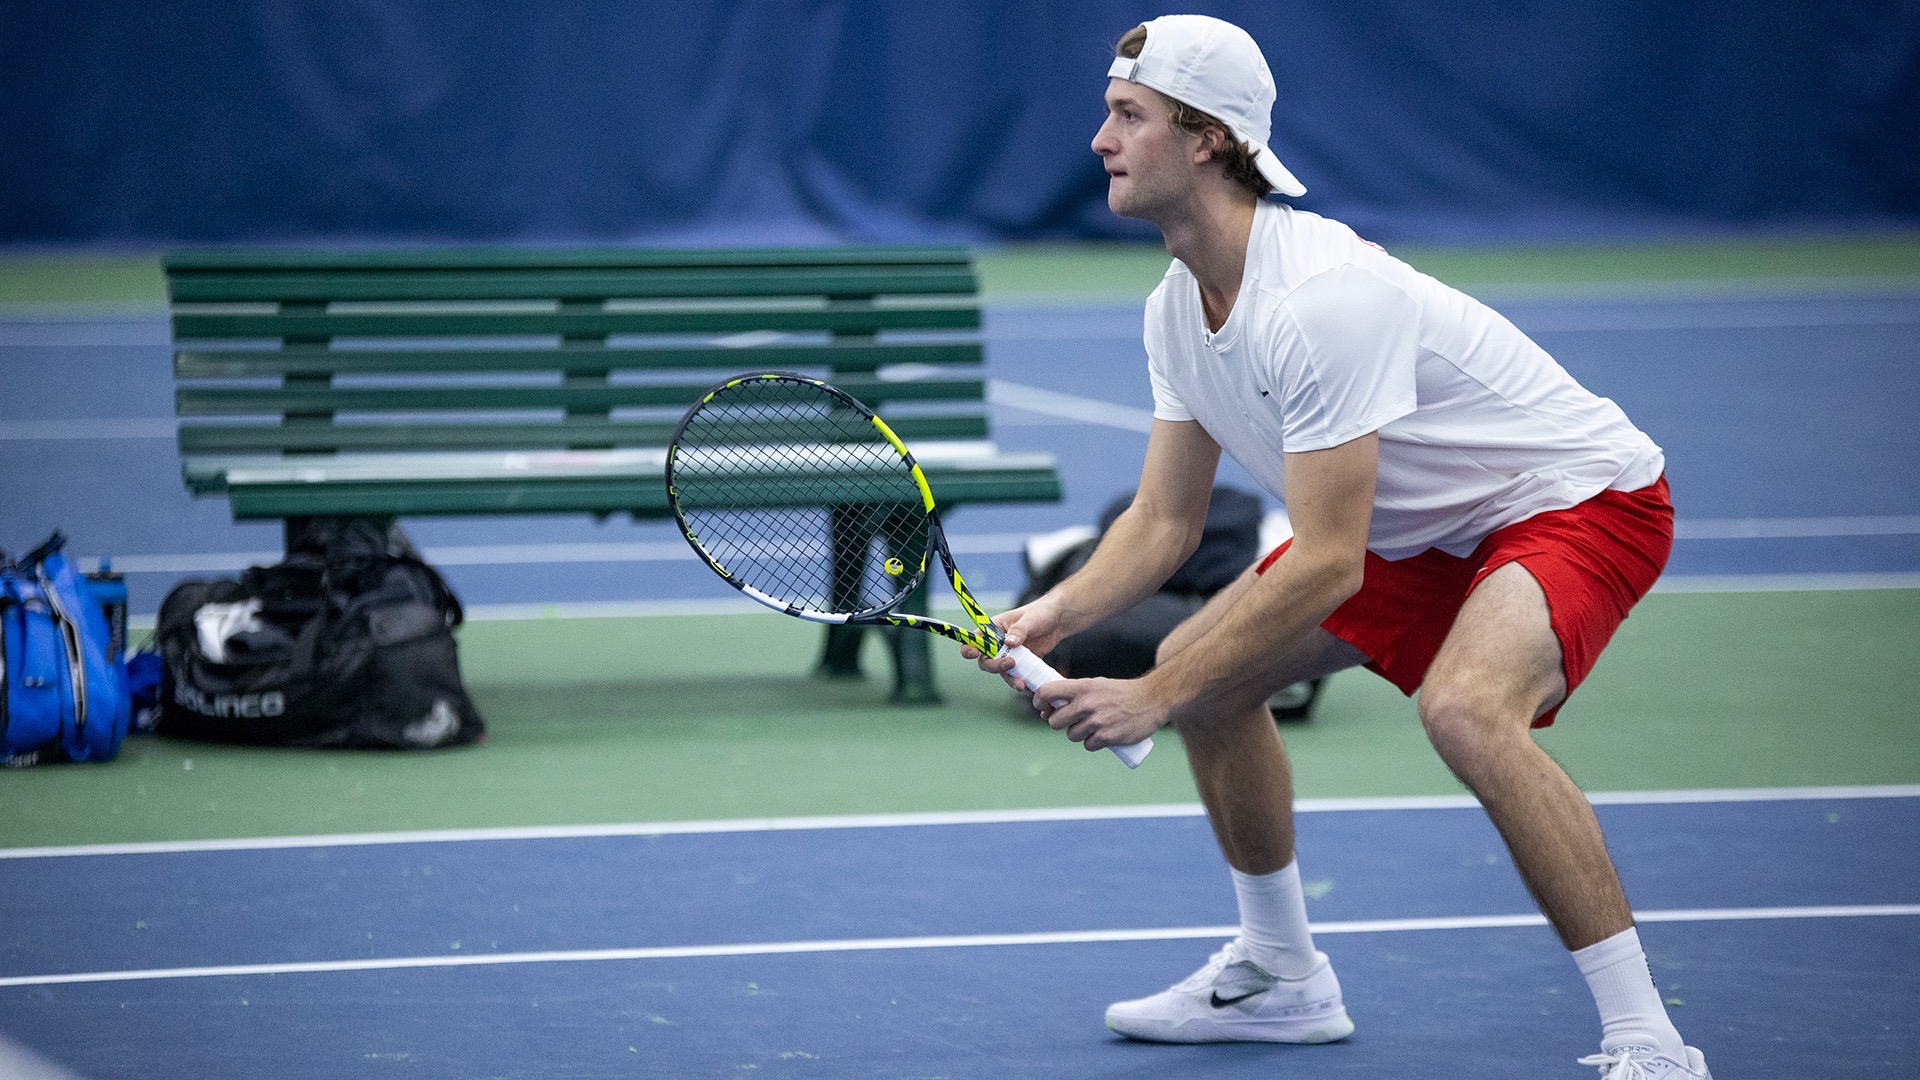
[[975, 15, 1709, 1078]]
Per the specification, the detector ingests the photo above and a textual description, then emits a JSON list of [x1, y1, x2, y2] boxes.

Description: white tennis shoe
[[1577, 1044, 1713, 1079], [1103, 939, 1354, 1044]]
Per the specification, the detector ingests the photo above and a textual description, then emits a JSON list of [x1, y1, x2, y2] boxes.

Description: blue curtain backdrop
[[4, 0, 1917, 247]]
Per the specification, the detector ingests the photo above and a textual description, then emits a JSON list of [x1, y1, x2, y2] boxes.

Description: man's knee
[[1418, 684, 1498, 762], [1175, 696, 1276, 745], [1417, 679, 1544, 774], [1153, 621, 1197, 668]]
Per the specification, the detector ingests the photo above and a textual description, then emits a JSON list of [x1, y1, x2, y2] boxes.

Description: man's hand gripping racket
[[665, 372, 1152, 769]]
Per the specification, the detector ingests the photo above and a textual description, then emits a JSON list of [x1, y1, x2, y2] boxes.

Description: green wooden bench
[[163, 246, 1063, 703]]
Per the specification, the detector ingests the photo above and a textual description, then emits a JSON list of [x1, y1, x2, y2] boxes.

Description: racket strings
[[672, 378, 931, 614]]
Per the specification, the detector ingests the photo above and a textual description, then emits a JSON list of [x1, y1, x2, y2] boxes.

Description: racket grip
[[1002, 645, 1154, 769]]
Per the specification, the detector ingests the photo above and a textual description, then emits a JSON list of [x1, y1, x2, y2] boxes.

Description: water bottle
[[87, 558, 129, 661]]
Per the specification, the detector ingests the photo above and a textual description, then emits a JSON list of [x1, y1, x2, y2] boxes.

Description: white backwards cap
[[1106, 14, 1306, 197]]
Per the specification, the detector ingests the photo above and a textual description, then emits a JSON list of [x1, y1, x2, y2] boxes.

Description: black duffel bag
[[155, 518, 484, 749]]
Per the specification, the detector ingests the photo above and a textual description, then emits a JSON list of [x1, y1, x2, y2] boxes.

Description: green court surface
[[975, 232, 1920, 298], [3, 234, 1916, 853], [4, 588, 1915, 849], [4, 232, 1920, 311]]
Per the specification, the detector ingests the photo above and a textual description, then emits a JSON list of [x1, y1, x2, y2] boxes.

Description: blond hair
[[1116, 25, 1273, 198]]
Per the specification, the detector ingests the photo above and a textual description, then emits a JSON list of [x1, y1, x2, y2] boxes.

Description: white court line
[[68, 514, 1920, 576], [982, 291, 1920, 336], [1651, 572, 1920, 593], [0, 417, 175, 441], [4, 786, 1914, 862], [76, 533, 1039, 576], [1516, 308, 1920, 332], [2, 904, 1914, 990], [1674, 515, 1920, 539], [417, 569, 1920, 622], [986, 379, 1157, 431], [104, 566, 1907, 629]]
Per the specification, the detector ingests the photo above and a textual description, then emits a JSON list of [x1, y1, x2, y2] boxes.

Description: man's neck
[[1160, 194, 1258, 332]]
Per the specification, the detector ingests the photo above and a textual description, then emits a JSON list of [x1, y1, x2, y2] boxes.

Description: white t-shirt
[[1144, 201, 1664, 560]]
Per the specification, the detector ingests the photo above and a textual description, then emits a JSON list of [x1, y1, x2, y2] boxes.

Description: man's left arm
[[1032, 431, 1379, 752]]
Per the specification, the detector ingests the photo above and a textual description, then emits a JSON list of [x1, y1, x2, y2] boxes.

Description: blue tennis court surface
[[3, 284, 1916, 1077], [4, 790, 1915, 1077], [3, 286, 1917, 614]]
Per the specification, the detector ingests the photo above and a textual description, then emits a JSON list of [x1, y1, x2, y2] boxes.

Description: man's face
[[1091, 78, 1201, 221]]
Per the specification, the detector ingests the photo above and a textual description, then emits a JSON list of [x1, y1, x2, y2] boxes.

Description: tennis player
[[975, 15, 1710, 1078]]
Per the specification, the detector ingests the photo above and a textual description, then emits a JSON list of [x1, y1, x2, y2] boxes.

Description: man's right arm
[[979, 417, 1221, 668]]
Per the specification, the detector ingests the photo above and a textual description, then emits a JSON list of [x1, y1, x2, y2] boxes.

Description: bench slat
[[177, 414, 990, 455], [167, 266, 977, 304], [174, 340, 982, 378], [171, 302, 979, 340], [164, 246, 971, 272], [187, 440, 1041, 487], [175, 375, 982, 416], [217, 456, 1062, 520]]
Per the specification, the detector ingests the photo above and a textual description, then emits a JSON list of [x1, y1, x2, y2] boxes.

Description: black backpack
[[155, 519, 484, 749], [1017, 486, 1264, 680]]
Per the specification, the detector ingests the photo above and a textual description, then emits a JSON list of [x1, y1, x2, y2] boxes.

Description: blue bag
[[2, 532, 130, 766]]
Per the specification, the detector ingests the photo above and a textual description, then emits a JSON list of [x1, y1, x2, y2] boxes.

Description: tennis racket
[[665, 371, 1152, 769]]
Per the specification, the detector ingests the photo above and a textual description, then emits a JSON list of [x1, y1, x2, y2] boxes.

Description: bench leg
[[821, 615, 943, 704], [815, 505, 872, 680], [812, 504, 943, 704], [882, 505, 940, 705], [886, 574, 940, 706], [817, 624, 867, 680]]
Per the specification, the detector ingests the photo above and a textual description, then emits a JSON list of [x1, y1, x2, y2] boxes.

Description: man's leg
[[1416, 561, 1624, 948], [1157, 562, 1367, 874], [1102, 564, 1366, 1044], [1420, 561, 1694, 1068]]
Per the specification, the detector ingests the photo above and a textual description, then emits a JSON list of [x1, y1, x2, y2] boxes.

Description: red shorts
[[1256, 476, 1673, 726]]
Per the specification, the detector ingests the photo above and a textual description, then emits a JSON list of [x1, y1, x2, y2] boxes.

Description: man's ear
[[1191, 124, 1229, 165]]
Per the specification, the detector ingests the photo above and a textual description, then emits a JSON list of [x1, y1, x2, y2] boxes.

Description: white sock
[[1231, 861, 1320, 980], [1572, 926, 1686, 1058]]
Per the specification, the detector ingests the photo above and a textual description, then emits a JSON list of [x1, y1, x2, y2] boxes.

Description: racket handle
[[1002, 645, 1154, 769]]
